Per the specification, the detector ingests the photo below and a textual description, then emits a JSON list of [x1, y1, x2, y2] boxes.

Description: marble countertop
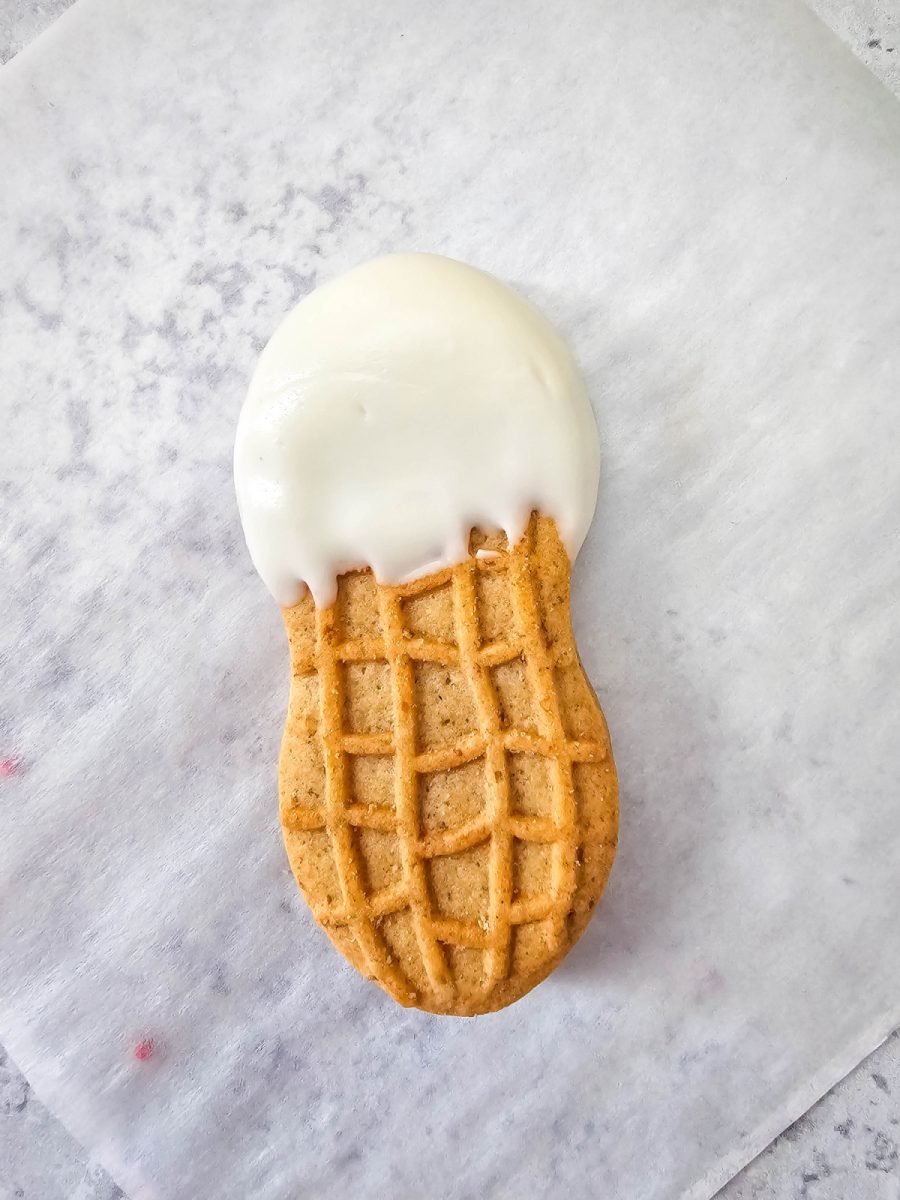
[[1, 2, 898, 1197]]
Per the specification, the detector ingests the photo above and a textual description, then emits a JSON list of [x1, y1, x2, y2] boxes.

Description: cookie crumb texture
[[279, 515, 618, 1015]]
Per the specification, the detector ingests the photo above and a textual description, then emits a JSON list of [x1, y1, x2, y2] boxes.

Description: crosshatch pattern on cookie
[[280, 514, 617, 1014]]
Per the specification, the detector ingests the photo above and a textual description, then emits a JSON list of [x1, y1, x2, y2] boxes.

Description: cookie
[[279, 514, 617, 1016], [234, 253, 618, 1013]]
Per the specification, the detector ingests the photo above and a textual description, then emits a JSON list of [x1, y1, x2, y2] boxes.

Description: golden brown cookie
[[278, 514, 618, 1015]]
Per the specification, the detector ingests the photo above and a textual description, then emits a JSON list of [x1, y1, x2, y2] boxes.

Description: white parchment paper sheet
[[2, 1, 899, 1197]]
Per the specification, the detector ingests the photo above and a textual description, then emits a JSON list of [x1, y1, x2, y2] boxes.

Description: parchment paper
[[2, 1, 900, 1197]]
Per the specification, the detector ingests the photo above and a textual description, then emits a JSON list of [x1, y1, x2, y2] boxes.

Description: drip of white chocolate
[[234, 253, 600, 607]]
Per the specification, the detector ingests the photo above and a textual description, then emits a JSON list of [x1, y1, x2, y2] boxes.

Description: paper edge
[[800, 0, 900, 105], [684, 1004, 900, 1200], [0, 0, 91, 79], [0, 1014, 155, 1200]]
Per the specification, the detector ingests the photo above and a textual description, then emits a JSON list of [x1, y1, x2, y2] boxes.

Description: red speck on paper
[[133, 1038, 154, 1062], [0, 758, 18, 777]]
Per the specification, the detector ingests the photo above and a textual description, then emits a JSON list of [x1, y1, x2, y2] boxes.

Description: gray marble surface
[[1, 2, 898, 1198]]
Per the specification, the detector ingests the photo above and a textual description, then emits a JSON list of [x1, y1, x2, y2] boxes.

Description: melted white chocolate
[[234, 253, 600, 607]]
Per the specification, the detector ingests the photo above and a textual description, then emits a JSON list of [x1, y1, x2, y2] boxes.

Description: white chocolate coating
[[234, 253, 600, 607]]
